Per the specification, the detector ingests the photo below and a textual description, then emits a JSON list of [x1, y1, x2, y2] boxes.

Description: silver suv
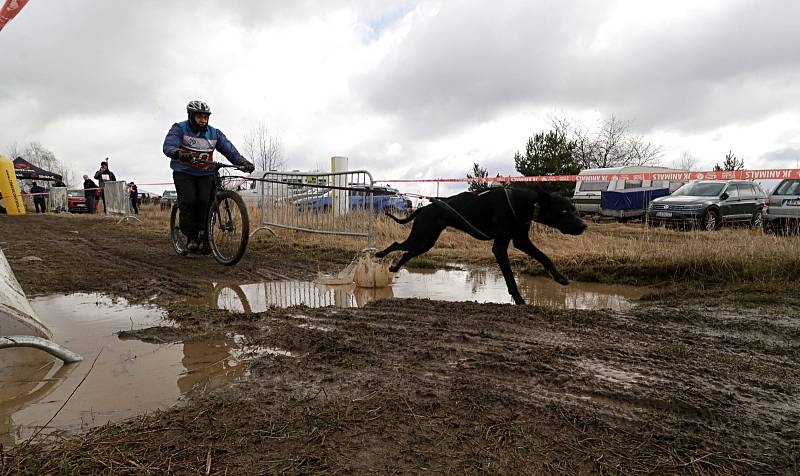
[[647, 180, 766, 231], [762, 179, 800, 234]]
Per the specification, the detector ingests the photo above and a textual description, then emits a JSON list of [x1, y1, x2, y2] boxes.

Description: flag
[[0, 0, 31, 32]]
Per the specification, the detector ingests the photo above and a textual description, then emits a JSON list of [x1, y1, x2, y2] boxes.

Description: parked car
[[160, 190, 178, 210], [138, 191, 161, 204], [573, 165, 688, 215], [296, 184, 410, 214], [762, 179, 800, 234], [647, 180, 766, 230], [67, 190, 89, 213]]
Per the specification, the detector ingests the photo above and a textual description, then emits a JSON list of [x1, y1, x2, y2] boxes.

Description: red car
[[67, 190, 90, 213]]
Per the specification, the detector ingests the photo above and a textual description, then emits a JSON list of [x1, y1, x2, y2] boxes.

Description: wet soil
[[1, 214, 799, 475]]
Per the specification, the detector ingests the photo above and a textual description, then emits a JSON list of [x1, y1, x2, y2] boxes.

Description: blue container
[[600, 187, 670, 210]]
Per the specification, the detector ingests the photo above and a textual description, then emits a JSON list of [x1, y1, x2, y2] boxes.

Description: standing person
[[30, 182, 47, 213], [51, 176, 67, 213], [52, 175, 66, 188], [162, 100, 254, 253], [128, 182, 139, 214], [94, 159, 117, 213], [83, 175, 98, 213]]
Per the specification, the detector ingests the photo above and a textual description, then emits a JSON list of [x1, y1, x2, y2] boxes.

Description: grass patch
[[134, 205, 800, 286]]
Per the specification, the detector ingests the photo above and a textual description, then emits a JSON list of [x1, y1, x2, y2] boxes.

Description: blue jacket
[[162, 121, 245, 176]]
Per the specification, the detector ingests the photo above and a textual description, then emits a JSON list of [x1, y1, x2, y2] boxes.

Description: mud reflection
[[0, 294, 257, 445], [196, 268, 646, 312], [191, 281, 396, 311]]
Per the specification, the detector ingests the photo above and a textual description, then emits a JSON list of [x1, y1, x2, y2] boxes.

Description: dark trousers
[[173, 172, 214, 238], [130, 195, 139, 214], [34, 197, 46, 213], [85, 194, 96, 213]]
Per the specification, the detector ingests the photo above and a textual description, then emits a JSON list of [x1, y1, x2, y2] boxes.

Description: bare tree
[[23, 142, 58, 170], [673, 151, 698, 171], [549, 113, 596, 169], [5, 142, 22, 160], [10, 141, 78, 187], [548, 113, 662, 169], [243, 123, 284, 172]]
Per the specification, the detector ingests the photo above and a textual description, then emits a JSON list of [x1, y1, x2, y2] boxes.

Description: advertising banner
[[0, 0, 31, 32]]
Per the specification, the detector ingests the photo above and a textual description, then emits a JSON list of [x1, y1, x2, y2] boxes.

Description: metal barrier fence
[[47, 187, 67, 213], [102, 181, 141, 223], [250, 170, 375, 247]]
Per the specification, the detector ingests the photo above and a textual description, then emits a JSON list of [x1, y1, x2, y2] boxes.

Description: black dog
[[375, 187, 587, 305]]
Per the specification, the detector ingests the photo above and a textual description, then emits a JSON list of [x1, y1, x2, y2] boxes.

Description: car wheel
[[701, 208, 720, 231], [751, 209, 763, 228]]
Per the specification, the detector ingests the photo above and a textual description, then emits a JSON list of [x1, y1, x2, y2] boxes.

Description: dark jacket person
[[83, 175, 98, 213], [94, 160, 116, 213]]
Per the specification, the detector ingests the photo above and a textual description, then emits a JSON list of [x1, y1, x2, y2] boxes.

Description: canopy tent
[[12, 157, 59, 181]]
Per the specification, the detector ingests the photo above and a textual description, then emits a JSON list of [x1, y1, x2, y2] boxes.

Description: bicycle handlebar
[[211, 162, 249, 173]]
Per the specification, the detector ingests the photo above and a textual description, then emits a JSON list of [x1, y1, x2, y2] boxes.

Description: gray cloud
[[356, 0, 800, 137], [760, 147, 800, 168]]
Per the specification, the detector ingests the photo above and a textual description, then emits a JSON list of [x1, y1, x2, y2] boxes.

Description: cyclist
[[162, 100, 255, 253]]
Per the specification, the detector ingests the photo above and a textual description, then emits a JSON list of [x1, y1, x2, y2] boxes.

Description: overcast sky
[[1, 0, 799, 196]]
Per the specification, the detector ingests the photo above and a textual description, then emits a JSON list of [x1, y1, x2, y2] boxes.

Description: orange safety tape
[[379, 168, 800, 184]]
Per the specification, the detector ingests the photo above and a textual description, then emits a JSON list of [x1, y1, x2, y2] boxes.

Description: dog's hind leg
[[512, 234, 569, 285], [492, 238, 525, 305]]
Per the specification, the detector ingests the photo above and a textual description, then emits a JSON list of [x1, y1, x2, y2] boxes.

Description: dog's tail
[[385, 208, 420, 224]]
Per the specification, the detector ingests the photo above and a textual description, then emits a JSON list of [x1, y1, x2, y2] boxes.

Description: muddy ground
[[1, 214, 799, 475]]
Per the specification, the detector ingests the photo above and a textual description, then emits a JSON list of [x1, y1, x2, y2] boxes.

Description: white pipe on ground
[[0, 336, 83, 363], [0, 248, 82, 363]]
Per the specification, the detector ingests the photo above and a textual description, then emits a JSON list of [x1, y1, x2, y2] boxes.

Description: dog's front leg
[[492, 238, 525, 305], [512, 234, 570, 285], [374, 242, 401, 258]]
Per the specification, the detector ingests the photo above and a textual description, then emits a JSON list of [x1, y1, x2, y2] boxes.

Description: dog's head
[[534, 191, 587, 235]]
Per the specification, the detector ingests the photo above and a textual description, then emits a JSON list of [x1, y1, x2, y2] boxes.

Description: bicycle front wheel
[[207, 191, 249, 266]]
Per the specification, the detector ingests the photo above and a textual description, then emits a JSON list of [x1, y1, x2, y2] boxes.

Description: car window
[[739, 184, 755, 199], [775, 180, 800, 195], [669, 181, 685, 192], [623, 180, 642, 189], [725, 184, 739, 199], [578, 181, 609, 192], [672, 182, 726, 196]]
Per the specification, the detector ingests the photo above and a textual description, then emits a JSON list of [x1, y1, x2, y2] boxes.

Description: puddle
[[0, 293, 278, 445], [194, 267, 647, 312]]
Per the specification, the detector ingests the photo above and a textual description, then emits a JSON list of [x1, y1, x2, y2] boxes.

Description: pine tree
[[466, 163, 489, 192], [514, 130, 579, 196]]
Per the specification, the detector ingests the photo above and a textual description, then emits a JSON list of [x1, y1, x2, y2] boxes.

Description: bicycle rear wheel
[[170, 204, 189, 256], [207, 191, 249, 266]]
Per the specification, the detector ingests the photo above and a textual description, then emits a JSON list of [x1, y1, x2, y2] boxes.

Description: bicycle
[[169, 162, 250, 266]]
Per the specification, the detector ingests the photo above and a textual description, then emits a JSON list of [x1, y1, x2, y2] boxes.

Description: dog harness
[[431, 197, 492, 239], [432, 188, 535, 240]]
